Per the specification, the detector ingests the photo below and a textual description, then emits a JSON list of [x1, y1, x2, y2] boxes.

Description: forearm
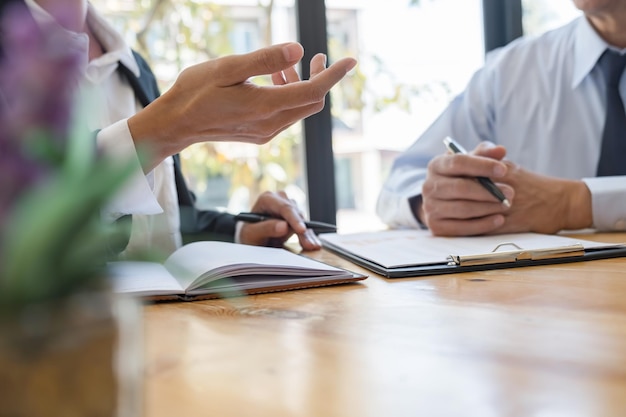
[[127, 93, 184, 173]]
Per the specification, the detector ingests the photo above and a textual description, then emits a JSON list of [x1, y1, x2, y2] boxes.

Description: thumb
[[213, 43, 304, 87], [240, 220, 290, 246]]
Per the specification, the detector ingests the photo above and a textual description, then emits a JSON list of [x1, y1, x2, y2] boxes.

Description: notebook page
[[108, 261, 185, 297], [164, 241, 344, 290]]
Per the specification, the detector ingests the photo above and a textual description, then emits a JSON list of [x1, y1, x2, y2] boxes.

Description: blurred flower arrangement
[[0, 3, 134, 315]]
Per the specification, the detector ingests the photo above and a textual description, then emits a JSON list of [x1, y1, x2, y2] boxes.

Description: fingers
[[430, 153, 508, 180], [421, 147, 514, 236], [224, 99, 330, 145], [421, 189, 510, 236], [204, 51, 355, 144], [423, 191, 513, 218], [427, 214, 506, 236], [145, 42, 356, 157], [239, 220, 322, 250], [263, 56, 356, 109], [309, 53, 327, 78], [212, 42, 305, 86], [423, 175, 514, 204], [423, 152, 510, 207], [297, 229, 323, 251], [240, 220, 291, 247], [471, 141, 507, 160], [271, 72, 286, 86], [271, 65, 301, 86], [315, 55, 357, 83], [272, 52, 338, 88], [243, 191, 322, 250], [251, 191, 307, 233]]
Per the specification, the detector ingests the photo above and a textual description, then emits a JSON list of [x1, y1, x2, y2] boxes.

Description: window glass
[[522, 0, 582, 36], [91, 0, 486, 233], [327, 0, 485, 232], [90, 0, 308, 216]]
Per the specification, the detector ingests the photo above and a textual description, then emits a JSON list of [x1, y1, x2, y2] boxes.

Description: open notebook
[[109, 241, 367, 301], [319, 229, 626, 278]]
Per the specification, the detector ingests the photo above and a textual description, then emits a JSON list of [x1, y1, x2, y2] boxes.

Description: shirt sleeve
[[376, 55, 499, 229], [97, 119, 163, 223], [234, 221, 244, 243], [582, 176, 626, 231]]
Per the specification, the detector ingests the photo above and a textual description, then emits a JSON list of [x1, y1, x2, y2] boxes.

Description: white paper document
[[319, 229, 625, 277]]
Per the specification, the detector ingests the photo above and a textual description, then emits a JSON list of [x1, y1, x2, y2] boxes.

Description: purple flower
[[0, 3, 83, 231]]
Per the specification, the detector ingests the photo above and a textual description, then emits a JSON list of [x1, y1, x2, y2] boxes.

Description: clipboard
[[319, 230, 626, 278]]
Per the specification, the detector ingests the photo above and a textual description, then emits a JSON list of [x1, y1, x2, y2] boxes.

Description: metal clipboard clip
[[447, 242, 586, 267]]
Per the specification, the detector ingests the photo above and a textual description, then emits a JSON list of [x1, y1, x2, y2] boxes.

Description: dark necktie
[[596, 49, 626, 176]]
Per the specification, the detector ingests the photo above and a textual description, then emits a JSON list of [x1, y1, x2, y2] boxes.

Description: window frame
[[296, 0, 523, 224]]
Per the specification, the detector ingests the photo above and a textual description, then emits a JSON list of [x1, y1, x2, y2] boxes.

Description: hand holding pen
[[235, 212, 337, 234], [417, 137, 513, 236], [443, 137, 511, 208], [235, 191, 331, 251]]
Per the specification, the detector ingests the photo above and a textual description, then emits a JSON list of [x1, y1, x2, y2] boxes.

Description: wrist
[[127, 95, 181, 172], [563, 180, 593, 230]]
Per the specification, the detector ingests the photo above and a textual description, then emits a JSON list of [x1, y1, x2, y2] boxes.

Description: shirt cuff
[[582, 176, 626, 231], [98, 119, 163, 222], [376, 177, 424, 229], [234, 221, 244, 244]]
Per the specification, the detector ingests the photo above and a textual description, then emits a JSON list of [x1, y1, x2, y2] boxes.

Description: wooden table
[[142, 233, 626, 417]]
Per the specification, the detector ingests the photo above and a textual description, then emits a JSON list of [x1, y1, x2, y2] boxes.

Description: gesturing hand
[[129, 42, 357, 171]]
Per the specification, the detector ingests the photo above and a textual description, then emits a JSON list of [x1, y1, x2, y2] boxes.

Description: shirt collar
[[22, 0, 140, 78], [572, 15, 621, 88], [85, 3, 140, 77], [23, 0, 89, 72]]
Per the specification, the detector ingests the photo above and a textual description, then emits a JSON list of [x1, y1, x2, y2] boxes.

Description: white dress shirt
[[25, 0, 182, 257], [377, 16, 626, 232]]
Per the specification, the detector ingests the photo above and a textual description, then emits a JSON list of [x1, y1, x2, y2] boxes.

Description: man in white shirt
[[6, 0, 356, 257], [377, 0, 626, 236]]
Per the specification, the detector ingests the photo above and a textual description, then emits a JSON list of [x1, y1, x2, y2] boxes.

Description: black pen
[[234, 212, 337, 234], [443, 137, 511, 208]]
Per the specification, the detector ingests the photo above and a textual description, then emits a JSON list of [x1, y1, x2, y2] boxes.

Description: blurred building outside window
[[92, 0, 489, 233], [521, 0, 581, 36]]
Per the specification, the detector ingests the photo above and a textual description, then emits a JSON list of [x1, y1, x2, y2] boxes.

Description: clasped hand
[[418, 142, 592, 236]]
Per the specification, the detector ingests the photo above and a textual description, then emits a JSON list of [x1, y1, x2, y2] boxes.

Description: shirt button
[[615, 220, 626, 230]]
